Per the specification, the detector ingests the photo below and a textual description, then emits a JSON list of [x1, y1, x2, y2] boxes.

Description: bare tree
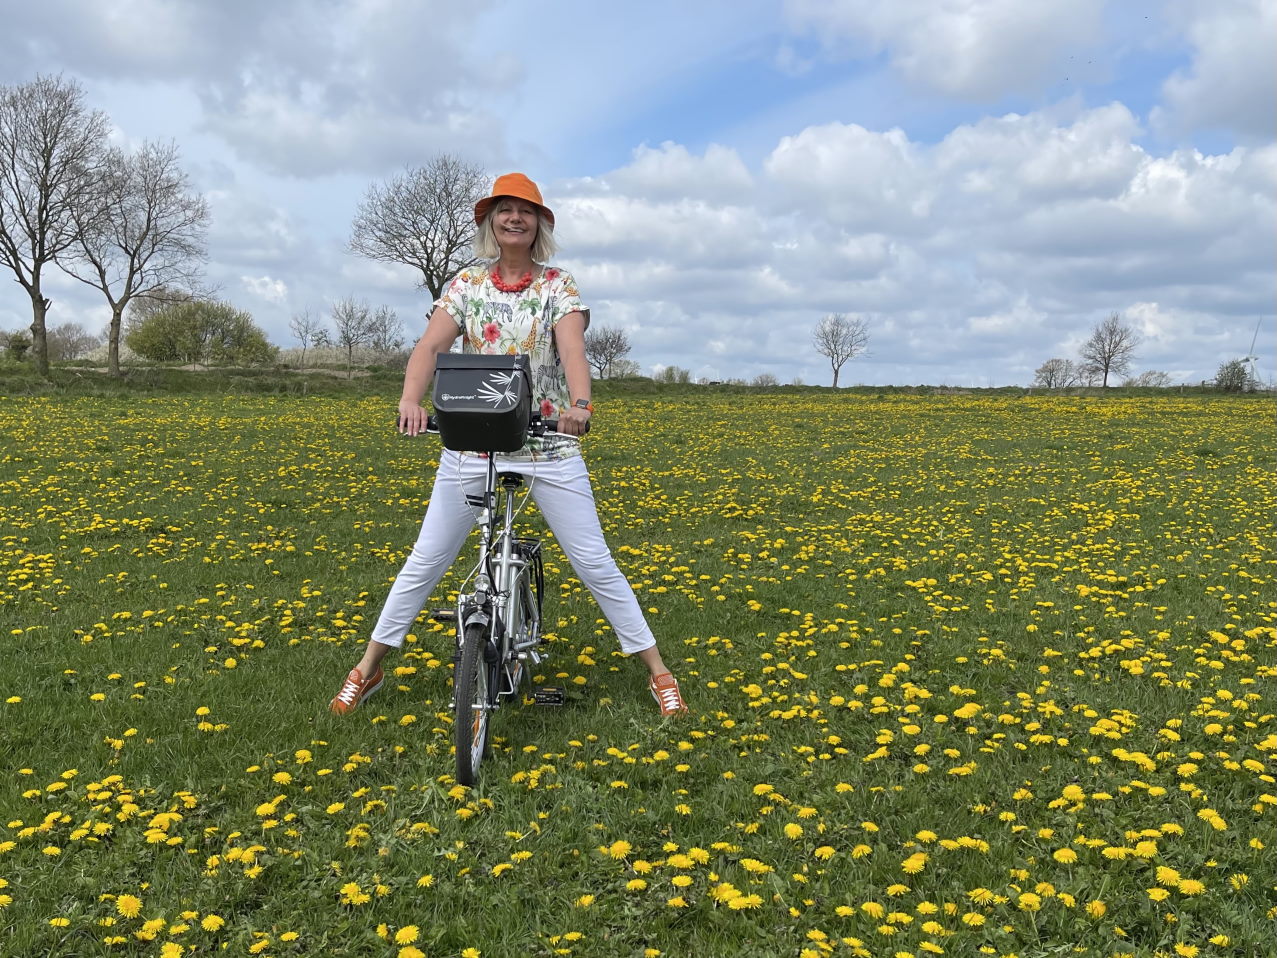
[[812, 313, 869, 387], [1123, 370, 1172, 388], [46, 321, 102, 362], [752, 372, 779, 387], [331, 297, 373, 377], [0, 75, 110, 375], [1033, 357, 1082, 389], [367, 305, 405, 356], [62, 140, 209, 375], [1080, 313, 1141, 387], [288, 308, 325, 368], [584, 325, 632, 378], [349, 154, 488, 300]]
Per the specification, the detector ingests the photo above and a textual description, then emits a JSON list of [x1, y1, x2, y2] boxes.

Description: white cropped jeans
[[370, 449, 656, 655]]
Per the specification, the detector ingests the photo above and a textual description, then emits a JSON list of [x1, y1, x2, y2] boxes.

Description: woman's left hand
[[557, 406, 591, 437]]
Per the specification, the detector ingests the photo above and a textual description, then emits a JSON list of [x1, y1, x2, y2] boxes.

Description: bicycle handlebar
[[413, 414, 588, 439]]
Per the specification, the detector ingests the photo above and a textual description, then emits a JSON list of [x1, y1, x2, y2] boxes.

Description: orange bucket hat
[[473, 172, 555, 227]]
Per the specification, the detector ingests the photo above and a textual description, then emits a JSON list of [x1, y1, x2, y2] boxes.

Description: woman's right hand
[[398, 400, 431, 436]]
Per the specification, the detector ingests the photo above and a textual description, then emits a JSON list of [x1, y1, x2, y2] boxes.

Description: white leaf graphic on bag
[[477, 371, 520, 408]]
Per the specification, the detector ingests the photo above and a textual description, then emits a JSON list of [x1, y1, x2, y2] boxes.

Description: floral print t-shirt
[[434, 264, 589, 462]]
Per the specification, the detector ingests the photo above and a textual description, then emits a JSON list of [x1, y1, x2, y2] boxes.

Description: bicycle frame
[[453, 456, 546, 699], [419, 412, 579, 785]]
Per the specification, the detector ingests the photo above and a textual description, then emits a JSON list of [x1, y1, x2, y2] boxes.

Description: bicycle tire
[[454, 621, 495, 786]]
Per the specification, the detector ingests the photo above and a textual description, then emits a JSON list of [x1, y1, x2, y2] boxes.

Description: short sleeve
[[433, 270, 471, 328], [546, 269, 590, 331]]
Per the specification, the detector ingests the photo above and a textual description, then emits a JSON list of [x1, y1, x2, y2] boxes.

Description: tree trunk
[[108, 303, 125, 376], [29, 290, 51, 377], [832, 366, 840, 388]]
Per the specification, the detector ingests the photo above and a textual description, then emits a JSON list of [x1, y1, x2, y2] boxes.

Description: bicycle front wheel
[[454, 621, 496, 786]]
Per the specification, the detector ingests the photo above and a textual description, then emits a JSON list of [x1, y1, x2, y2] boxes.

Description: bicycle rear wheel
[[454, 621, 496, 786]]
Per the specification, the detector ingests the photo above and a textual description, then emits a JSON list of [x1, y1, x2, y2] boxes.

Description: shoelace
[[653, 682, 684, 712], [336, 676, 362, 705]]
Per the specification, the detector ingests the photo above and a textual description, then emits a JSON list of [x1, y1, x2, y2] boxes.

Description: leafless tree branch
[[61, 139, 209, 375], [584, 325, 632, 378], [1080, 313, 1141, 387], [0, 74, 110, 375], [812, 313, 869, 387], [349, 154, 488, 300]]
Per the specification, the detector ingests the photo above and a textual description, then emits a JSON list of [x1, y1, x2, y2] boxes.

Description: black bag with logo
[[431, 353, 532, 452]]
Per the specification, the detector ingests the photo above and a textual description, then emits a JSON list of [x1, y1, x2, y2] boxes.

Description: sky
[[2, 0, 1274, 387]]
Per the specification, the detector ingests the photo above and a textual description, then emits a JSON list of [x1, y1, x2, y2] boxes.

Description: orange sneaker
[[649, 672, 688, 716], [329, 666, 383, 715]]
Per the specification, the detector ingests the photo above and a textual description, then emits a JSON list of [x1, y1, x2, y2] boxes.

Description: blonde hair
[[472, 198, 558, 262]]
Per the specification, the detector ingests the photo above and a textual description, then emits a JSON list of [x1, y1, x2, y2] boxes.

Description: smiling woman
[[329, 172, 689, 719]]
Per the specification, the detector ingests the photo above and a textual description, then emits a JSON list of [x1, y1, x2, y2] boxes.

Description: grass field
[[1, 392, 1273, 958]]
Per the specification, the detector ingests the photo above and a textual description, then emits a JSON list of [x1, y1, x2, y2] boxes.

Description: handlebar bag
[[432, 352, 532, 452]]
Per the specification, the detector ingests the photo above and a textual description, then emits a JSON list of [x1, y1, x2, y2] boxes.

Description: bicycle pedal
[[532, 686, 566, 706], [430, 609, 457, 622]]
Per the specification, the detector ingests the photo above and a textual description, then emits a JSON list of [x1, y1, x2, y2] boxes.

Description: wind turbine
[[1243, 319, 1261, 388]]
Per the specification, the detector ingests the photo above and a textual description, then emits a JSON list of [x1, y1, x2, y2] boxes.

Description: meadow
[[0, 391, 1273, 958]]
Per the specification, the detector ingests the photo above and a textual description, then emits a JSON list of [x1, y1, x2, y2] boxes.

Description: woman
[[330, 173, 688, 717]]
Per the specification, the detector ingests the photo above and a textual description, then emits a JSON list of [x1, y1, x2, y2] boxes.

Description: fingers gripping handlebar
[[415, 414, 589, 438]]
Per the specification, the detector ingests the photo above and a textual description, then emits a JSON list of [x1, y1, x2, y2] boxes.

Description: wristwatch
[[573, 399, 594, 413]]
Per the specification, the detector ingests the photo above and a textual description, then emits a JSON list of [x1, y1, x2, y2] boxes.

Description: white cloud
[[553, 103, 1274, 384], [1155, 0, 1277, 140], [241, 276, 289, 303], [968, 300, 1046, 336], [600, 142, 754, 204], [6, 0, 514, 176], [783, 0, 1107, 98], [763, 124, 931, 228]]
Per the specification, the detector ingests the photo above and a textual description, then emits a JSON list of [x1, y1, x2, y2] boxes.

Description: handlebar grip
[[538, 419, 590, 437]]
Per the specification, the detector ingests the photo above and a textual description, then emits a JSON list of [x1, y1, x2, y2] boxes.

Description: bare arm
[[399, 306, 462, 435], [553, 310, 592, 436]]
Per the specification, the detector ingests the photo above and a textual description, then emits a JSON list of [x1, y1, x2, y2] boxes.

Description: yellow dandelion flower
[[606, 840, 632, 860], [395, 925, 419, 944], [116, 895, 142, 918]]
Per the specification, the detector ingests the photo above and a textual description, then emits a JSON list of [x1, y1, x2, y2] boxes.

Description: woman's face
[[492, 199, 539, 254]]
